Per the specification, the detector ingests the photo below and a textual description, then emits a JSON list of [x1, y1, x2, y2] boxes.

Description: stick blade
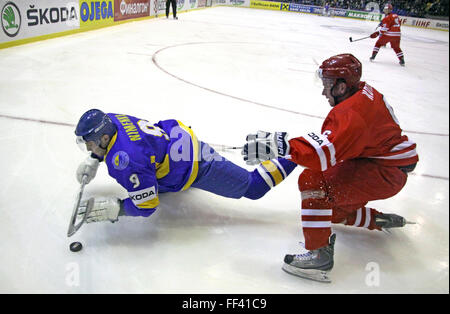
[[67, 198, 94, 237], [349, 37, 353, 42]]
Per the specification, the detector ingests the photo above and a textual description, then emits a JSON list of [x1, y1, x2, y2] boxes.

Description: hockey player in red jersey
[[370, 3, 405, 66], [242, 54, 418, 282]]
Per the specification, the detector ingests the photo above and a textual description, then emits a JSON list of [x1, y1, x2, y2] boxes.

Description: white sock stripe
[[302, 209, 333, 216], [353, 208, 362, 226], [256, 166, 274, 188], [271, 159, 287, 179], [363, 207, 372, 228], [302, 221, 332, 228]]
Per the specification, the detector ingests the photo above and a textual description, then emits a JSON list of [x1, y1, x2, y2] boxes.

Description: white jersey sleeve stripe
[[256, 166, 274, 188], [303, 132, 336, 172], [271, 158, 288, 179], [326, 143, 337, 167]]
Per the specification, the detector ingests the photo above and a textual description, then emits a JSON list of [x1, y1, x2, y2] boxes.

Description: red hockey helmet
[[318, 54, 362, 89], [384, 3, 393, 13]]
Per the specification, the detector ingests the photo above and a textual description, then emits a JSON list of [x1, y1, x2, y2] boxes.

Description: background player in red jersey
[[370, 3, 405, 66], [242, 54, 418, 282]]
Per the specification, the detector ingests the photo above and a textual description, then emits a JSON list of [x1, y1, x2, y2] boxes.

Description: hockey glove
[[76, 156, 99, 184], [370, 31, 380, 39], [242, 131, 290, 165], [78, 197, 124, 223]]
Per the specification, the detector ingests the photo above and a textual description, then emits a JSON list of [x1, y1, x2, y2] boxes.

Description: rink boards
[[0, 0, 448, 49]]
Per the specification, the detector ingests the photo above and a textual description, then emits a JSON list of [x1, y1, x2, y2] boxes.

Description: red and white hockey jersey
[[289, 82, 418, 172], [379, 13, 401, 37]]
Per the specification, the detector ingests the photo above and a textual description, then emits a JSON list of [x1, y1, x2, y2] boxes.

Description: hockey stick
[[349, 35, 371, 42], [209, 143, 243, 152], [67, 175, 94, 237]]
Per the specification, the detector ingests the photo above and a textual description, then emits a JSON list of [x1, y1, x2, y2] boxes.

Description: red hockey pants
[[298, 159, 408, 250], [373, 36, 404, 61]]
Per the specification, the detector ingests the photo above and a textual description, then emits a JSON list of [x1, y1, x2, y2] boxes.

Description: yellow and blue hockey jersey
[[104, 113, 199, 217]]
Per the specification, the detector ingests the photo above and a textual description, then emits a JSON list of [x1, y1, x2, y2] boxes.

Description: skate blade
[[382, 220, 418, 234], [282, 263, 332, 283]]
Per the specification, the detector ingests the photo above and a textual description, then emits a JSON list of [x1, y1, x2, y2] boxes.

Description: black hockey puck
[[70, 242, 83, 252]]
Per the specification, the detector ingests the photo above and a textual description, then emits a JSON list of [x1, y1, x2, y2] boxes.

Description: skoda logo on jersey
[[308, 132, 325, 145], [128, 186, 156, 205], [112, 151, 129, 170], [1, 2, 21, 38]]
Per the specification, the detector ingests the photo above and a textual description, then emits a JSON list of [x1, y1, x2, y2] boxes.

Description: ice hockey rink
[[0, 6, 448, 294]]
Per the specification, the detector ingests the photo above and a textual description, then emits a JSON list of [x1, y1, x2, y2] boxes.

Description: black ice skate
[[375, 213, 410, 229], [399, 59, 405, 66], [282, 234, 336, 283]]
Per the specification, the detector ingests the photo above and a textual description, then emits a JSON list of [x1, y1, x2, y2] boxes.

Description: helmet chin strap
[[98, 134, 112, 151], [331, 82, 346, 106]]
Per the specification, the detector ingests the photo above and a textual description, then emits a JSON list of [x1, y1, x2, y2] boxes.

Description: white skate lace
[[294, 242, 314, 260], [294, 251, 314, 260]]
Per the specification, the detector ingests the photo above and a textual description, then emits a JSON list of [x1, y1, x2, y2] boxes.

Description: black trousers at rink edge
[[166, 0, 177, 18]]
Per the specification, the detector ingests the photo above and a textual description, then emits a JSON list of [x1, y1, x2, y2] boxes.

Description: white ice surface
[[0, 7, 448, 293]]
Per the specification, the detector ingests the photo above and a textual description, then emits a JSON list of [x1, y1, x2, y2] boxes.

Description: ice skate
[[370, 52, 378, 62], [375, 213, 415, 229], [399, 59, 405, 66], [282, 234, 336, 283]]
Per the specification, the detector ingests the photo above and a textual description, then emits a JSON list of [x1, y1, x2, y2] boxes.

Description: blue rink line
[[0, 113, 448, 182]]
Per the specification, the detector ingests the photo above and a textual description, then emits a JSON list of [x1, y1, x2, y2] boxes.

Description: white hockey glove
[[242, 131, 290, 165], [76, 156, 99, 184], [78, 197, 123, 223]]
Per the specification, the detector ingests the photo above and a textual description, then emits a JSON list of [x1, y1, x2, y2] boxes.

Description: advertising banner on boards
[[250, 0, 281, 11], [0, 0, 80, 43], [79, 0, 115, 28], [114, 0, 150, 21]]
